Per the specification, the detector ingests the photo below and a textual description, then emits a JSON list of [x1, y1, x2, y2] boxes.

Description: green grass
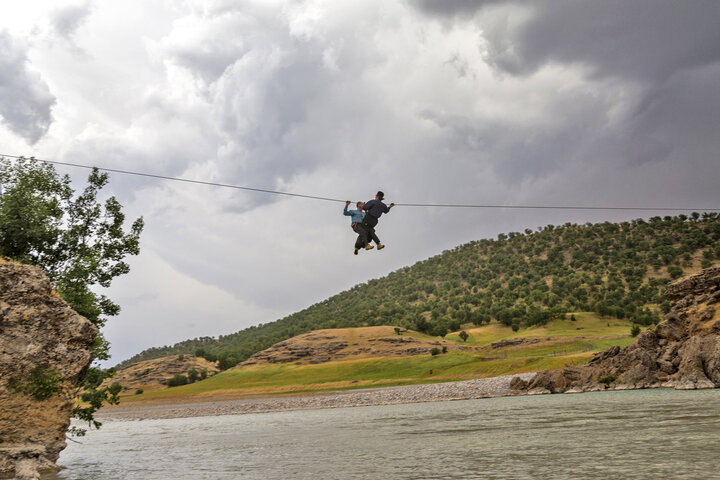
[[445, 313, 634, 346], [128, 351, 595, 403], [119, 314, 637, 403]]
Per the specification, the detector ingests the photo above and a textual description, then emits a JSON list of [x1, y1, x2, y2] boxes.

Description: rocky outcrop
[[511, 265, 720, 394], [241, 337, 350, 365], [490, 338, 541, 349], [0, 262, 98, 479], [104, 354, 219, 393], [239, 327, 466, 367]]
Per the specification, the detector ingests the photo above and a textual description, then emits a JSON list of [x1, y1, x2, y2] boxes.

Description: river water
[[44, 389, 720, 480]]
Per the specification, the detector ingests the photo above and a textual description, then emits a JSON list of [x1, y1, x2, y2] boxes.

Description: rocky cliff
[[511, 265, 720, 394], [0, 262, 98, 479]]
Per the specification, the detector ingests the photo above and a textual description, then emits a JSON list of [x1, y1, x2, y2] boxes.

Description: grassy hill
[[114, 315, 637, 403], [102, 355, 219, 395], [118, 213, 720, 370]]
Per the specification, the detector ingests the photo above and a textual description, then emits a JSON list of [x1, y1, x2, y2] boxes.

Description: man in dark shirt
[[360, 191, 395, 251]]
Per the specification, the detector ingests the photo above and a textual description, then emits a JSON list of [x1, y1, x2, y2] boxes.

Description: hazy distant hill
[[118, 213, 720, 369]]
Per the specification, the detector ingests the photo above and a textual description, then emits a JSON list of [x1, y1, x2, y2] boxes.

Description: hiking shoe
[[377, 244, 385, 250], [354, 248, 359, 255], [365, 245, 374, 250]]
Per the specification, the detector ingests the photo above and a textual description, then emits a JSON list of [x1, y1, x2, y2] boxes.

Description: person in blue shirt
[[359, 190, 394, 252], [344, 200, 381, 255], [344, 200, 365, 228]]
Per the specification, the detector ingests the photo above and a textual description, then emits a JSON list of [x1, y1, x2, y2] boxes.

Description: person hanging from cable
[[358, 190, 394, 253], [344, 200, 375, 255]]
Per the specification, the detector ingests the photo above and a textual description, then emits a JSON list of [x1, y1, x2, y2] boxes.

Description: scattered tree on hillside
[[167, 374, 188, 387]]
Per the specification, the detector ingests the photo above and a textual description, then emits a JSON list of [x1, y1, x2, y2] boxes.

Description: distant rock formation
[[0, 262, 97, 480], [511, 265, 720, 394], [242, 335, 351, 365], [490, 338, 541, 349], [239, 326, 468, 367], [104, 354, 219, 394]]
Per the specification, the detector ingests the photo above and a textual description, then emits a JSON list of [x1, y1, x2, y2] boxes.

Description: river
[[44, 389, 720, 479]]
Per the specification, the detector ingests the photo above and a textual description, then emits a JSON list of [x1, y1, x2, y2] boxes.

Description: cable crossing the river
[[1, 153, 718, 212]]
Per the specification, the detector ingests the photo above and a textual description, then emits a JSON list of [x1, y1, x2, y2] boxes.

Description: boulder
[[0, 263, 97, 479]]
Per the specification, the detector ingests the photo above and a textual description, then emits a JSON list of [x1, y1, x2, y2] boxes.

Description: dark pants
[[353, 223, 380, 249], [362, 213, 378, 230], [354, 224, 368, 249], [356, 215, 380, 248]]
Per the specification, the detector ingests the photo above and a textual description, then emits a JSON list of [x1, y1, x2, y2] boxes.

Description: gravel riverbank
[[97, 373, 536, 421]]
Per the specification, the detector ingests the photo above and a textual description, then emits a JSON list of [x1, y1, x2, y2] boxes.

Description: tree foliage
[[167, 374, 189, 387], [0, 157, 144, 330], [0, 156, 143, 434]]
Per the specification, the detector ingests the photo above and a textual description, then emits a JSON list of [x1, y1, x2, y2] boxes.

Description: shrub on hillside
[[167, 374, 188, 387], [668, 265, 683, 279], [218, 354, 238, 371]]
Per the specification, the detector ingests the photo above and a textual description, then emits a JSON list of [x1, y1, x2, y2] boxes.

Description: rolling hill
[[118, 213, 720, 370], [102, 354, 219, 395], [112, 315, 638, 402]]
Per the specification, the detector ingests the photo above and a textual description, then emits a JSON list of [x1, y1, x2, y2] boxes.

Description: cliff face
[[0, 262, 98, 479], [512, 265, 720, 394]]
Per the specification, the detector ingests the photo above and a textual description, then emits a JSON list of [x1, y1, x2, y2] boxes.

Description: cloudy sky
[[1, 0, 718, 365]]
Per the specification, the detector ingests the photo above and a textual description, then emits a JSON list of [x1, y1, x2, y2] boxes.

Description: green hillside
[[118, 213, 720, 369], [117, 317, 637, 402]]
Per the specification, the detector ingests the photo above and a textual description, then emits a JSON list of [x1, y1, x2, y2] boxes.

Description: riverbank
[[97, 373, 536, 421]]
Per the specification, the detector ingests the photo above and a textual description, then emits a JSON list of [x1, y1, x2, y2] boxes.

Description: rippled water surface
[[44, 389, 720, 479]]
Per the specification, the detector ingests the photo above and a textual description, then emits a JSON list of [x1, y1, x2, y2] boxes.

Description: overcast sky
[[1, 0, 718, 365]]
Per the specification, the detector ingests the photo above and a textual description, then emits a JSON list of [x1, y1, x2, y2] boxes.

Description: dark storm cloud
[[158, 4, 349, 213], [411, 0, 509, 17], [418, 84, 610, 183], [613, 61, 720, 166], [413, 0, 720, 81], [0, 31, 55, 144], [411, 0, 720, 171], [485, 0, 720, 81], [49, 2, 93, 40]]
